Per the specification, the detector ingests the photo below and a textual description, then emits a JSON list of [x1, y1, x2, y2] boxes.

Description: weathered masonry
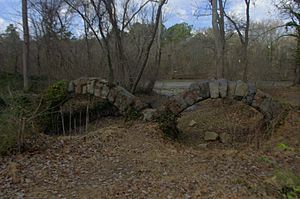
[[67, 78, 288, 137]]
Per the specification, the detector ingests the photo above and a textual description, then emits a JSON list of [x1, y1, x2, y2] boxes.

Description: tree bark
[[22, 0, 30, 91], [211, 0, 225, 79], [243, 0, 250, 82], [295, 28, 300, 84], [218, 0, 226, 78]]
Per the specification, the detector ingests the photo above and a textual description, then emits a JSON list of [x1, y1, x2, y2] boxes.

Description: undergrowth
[[0, 79, 69, 155], [156, 108, 181, 139]]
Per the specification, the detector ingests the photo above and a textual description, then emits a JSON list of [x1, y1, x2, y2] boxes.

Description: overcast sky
[[0, 0, 281, 33]]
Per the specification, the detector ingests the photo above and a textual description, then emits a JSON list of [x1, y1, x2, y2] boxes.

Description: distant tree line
[[0, 0, 299, 93]]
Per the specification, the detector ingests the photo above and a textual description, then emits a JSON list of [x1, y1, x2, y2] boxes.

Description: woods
[[0, 1, 300, 198], [0, 0, 299, 90]]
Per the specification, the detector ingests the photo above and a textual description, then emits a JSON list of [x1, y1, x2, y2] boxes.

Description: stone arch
[[66, 77, 288, 138], [156, 79, 288, 138], [67, 77, 147, 114]]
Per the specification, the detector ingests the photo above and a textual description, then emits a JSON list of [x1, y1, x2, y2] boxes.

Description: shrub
[[156, 108, 180, 139], [271, 169, 300, 199], [125, 106, 142, 121], [0, 114, 18, 155], [44, 80, 68, 108], [37, 80, 69, 133]]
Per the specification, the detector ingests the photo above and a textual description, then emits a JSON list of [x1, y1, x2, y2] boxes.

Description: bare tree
[[22, 0, 30, 91], [64, 0, 115, 83], [276, 0, 300, 84], [224, 0, 251, 81], [65, 0, 165, 91], [29, 0, 74, 81], [130, 0, 167, 93]]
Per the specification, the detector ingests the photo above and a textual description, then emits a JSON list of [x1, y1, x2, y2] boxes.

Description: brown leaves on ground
[[0, 107, 299, 199]]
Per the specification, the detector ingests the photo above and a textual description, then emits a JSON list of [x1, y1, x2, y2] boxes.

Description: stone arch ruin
[[67, 77, 147, 114], [155, 79, 288, 137], [160, 79, 285, 120], [67, 78, 288, 137]]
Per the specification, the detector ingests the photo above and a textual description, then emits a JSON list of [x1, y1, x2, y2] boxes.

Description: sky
[[0, 0, 282, 33]]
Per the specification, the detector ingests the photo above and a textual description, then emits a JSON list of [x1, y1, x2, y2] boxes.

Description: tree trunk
[[223, 0, 250, 81], [84, 21, 92, 74], [242, 44, 249, 82], [130, 0, 166, 93], [218, 0, 226, 78], [295, 31, 300, 84], [211, 0, 224, 79], [243, 0, 250, 82], [22, 0, 30, 91]]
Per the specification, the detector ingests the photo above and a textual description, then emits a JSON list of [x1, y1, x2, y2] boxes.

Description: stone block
[[82, 85, 87, 94], [227, 81, 237, 98], [189, 120, 197, 127], [218, 79, 228, 98], [197, 81, 210, 99], [142, 109, 157, 121], [234, 80, 248, 100], [94, 88, 101, 97], [95, 82, 104, 88], [243, 83, 256, 105], [100, 79, 109, 84], [101, 85, 110, 98], [204, 131, 219, 141], [68, 81, 75, 93], [252, 89, 273, 119], [209, 80, 219, 99], [189, 81, 210, 101], [87, 81, 95, 94]]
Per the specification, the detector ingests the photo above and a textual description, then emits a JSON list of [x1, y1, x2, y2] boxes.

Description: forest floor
[[0, 86, 299, 199]]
